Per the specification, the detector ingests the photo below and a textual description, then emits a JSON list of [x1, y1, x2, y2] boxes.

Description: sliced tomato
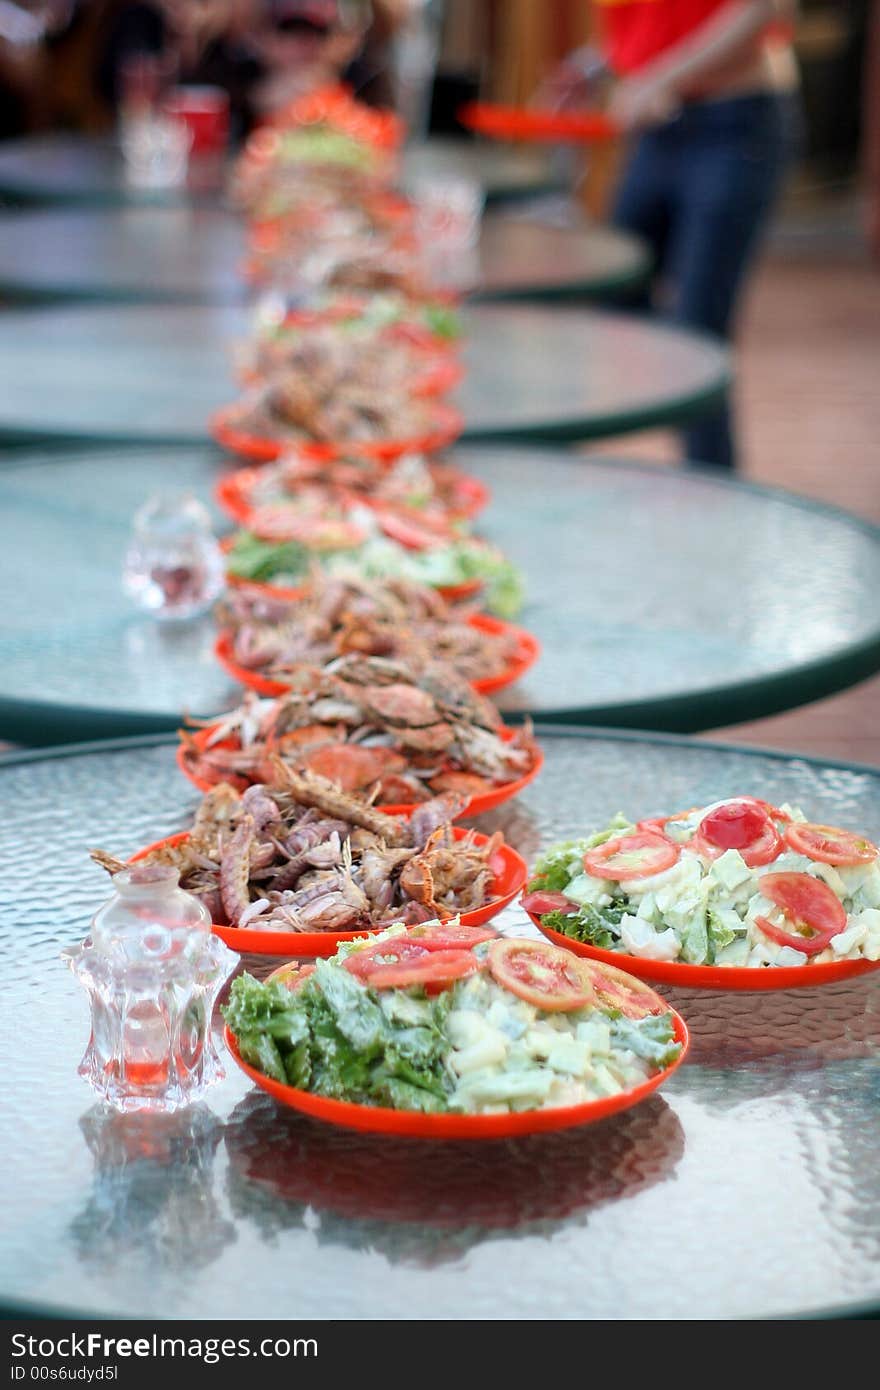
[[520, 890, 576, 916], [362, 949, 483, 992], [267, 961, 317, 993], [403, 922, 497, 950], [576, 959, 668, 1019], [694, 800, 783, 868], [373, 510, 447, 550], [638, 797, 790, 835], [759, 871, 848, 932], [755, 870, 847, 956], [784, 821, 878, 867], [487, 938, 593, 1013], [699, 800, 767, 848], [583, 830, 679, 882], [343, 937, 430, 981], [252, 509, 367, 550]]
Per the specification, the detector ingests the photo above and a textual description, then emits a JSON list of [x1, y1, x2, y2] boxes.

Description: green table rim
[[0, 254, 650, 310], [3, 721, 880, 785], [0, 303, 731, 448], [0, 1291, 877, 1321], [1, 446, 878, 741], [0, 207, 650, 306]]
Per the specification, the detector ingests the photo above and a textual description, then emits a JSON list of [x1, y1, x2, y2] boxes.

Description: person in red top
[[544, 1, 800, 470]]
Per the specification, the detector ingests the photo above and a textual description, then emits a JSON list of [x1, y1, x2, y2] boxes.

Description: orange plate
[[526, 913, 880, 992], [209, 401, 464, 465], [223, 1011, 689, 1138], [177, 721, 544, 816], [130, 827, 527, 957], [214, 464, 489, 527], [224, 568, 485, 606], [236, 337, 463, 400], [410, 355, 464, 399], [213, 615, 539, 700], [458, 100, 617, 144]]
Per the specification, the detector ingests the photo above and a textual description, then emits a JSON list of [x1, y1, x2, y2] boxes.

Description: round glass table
[[1, 728, 879, 1320], [0, 304, 729, 448], [2, 445, 879, 745], [0, 205, 649, 305], [0, 133, 560, 208]]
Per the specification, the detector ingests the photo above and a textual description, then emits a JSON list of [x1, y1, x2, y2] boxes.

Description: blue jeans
[[611, 92, 799, 469]]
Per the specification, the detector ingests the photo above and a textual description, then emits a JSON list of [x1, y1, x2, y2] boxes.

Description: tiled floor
[[585, 192, 880, 768]]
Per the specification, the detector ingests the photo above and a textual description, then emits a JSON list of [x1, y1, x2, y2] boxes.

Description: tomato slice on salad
[[583, 829, 679, 882], [694, 800, 783, 868], [784, 821, 878, 867], [266, 961, 317, 993], [755, 870, 847, 956], [403, 922, 498, 950], [374, 510, 449, 550], [520, 890, 576, 916], [361, 949, 483, 992], [575, 959, 668, 1020], [251, 508, 367, 550], [487, 938, 593, 1013], [343, 937, 431, 982]]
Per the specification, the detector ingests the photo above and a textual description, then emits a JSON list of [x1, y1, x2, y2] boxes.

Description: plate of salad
[[221, 527, 525, 619], [522, 797, 880, 990], [221, 923, 688, 1137]]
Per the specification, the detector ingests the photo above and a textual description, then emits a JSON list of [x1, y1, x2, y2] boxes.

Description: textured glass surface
[[0, 134, 225, 205], [0, 304, 728, 445], [0, 209, 248, 301], [0, 134, 555, 206], [0, 449, 239, 723], [2, 448, 879, 735], [0, 209, 646, 303], [2, 732, 879, 1320]]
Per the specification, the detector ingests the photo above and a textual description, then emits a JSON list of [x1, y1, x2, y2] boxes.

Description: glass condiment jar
[[122, 491, 225, 621], [63, 864, 239, 1114]]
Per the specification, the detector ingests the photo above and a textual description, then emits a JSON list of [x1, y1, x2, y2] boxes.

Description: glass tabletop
[[0, 304, 729, 448], [2, 728, 879, 1320], [0, 206, 648, 305], [0, 134, 227, 207], [400, 136, 564, 203], [0, 134, 559, 208], [2, 446, 880, 744]]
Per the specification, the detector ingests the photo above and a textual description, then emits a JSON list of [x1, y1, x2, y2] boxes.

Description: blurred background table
[[0, 205, 649, 306], [0, 134, 227, 208], [1, 728, 879, 1320], [0, 303, 728, 448], [0, 134, 562, 209], [3, 446, 879, 745]]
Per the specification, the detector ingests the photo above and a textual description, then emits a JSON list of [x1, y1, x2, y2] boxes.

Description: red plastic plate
[[213, 615, 539, 700], [459, 100, 617, 144], [177, 720, 544, 816], [223, 1010, 688, 1138], [526, 913, 880, 992], [224, 568, 485, 606], [130, 826, 526, 956], [213, 463, 489, 527], [209, 401, 464, 464]]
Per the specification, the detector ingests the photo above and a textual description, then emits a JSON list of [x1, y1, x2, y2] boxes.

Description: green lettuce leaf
[[540, 903, 627, 951], [609, 1012, 682, 1069]]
